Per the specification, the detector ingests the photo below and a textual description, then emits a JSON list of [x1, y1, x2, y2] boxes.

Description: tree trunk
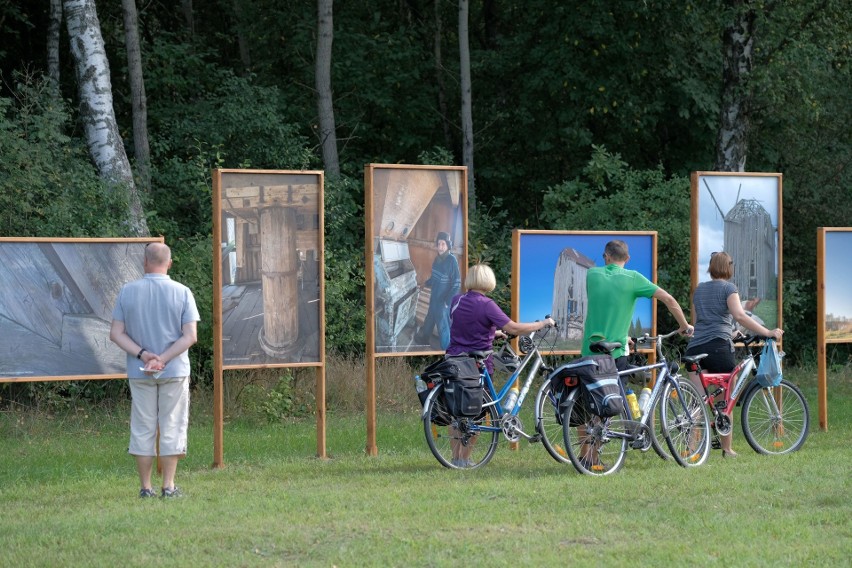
[[181, 0, 194, 37], [121, 0, 151, 193], [433, 0, 452, 151], [315, 0, 340, 178], [458, 0, 475, 210], [48, 0, 62, 98], [714, 0, 757, 172], [64, 0, 149, 236], [233, 0, 252, 75]]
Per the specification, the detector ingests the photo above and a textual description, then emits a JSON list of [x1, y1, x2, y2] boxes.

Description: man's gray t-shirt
[[112, 274, 200, 379], [689, 279, 737, 348]]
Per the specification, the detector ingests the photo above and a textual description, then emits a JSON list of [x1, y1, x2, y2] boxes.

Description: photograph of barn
[[550, 247, 596, 342], [515, 232, 656, 354]]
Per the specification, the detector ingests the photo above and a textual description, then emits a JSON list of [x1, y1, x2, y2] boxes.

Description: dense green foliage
[[0, 76, 129, 237], [0, 0, 850, 390], [541, 146, 693, 331]]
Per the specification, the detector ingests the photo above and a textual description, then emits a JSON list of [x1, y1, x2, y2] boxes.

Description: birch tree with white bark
[[64, 0, 148, 236], [714, 0, 756, 172]]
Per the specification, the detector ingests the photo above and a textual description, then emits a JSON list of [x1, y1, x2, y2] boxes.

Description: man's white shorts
[[128, 376, 189, 457]]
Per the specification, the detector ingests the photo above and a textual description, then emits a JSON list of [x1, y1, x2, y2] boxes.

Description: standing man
[[416, 231, 461, 350], [582, 240, 693, 370], [110, 242, 200, 498]]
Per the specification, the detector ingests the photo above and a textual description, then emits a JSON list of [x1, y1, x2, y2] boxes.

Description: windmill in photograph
[[551, 247, 595, 341], [703, 180, 777, 301]]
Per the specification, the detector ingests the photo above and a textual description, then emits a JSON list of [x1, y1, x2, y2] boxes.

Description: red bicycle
[[681, 334, 810, 455]]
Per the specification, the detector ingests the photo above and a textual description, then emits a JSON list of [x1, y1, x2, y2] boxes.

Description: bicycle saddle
[[465, 350, 493, 361], [681, 354, 708, 364], [589, 341, 622, 354]]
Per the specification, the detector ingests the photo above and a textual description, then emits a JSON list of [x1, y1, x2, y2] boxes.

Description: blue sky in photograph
[[825, 231, 852, 318], [696, 175, 779, 281], [518, 233, 655, 324]]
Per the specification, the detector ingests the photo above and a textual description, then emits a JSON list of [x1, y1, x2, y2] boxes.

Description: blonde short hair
[[465, 264, 496, 293], [708, 251, 734, 280]]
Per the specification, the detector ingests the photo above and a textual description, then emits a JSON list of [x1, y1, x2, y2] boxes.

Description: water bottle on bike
[[625, 388, 641, 418], [504, 385, 520, 412], [637, 387, 652, 415]]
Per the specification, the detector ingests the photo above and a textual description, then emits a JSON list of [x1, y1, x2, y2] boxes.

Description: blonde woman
[[444, 264, 554, 467]]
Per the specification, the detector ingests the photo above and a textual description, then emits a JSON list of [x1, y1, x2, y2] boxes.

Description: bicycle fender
[[421, 384, 443, 420], [737, 381, 762, 408]]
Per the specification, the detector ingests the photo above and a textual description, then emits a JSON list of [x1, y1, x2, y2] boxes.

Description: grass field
[[1, 365, 849, 566]]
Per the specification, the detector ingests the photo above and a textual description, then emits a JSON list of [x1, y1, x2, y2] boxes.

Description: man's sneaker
[[139, 488, 157, 498], [161, 486, 183, 498]]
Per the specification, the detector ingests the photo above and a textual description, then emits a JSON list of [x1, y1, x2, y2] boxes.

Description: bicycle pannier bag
[[423, 356, 482, 417], [573, 354, 624, 418], [444, 376, 484, 417], [547, 363, 584, 425], [755, 338, 783, 387]]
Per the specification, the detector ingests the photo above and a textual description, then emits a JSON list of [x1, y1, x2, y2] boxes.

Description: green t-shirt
[[581, 264, 658, 358]]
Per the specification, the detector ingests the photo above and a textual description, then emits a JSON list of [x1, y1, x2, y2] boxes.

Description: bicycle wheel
[[561, 388, 627, 476], [647, 394, 672, 461], [660, 378, 711, 467], [741, 379, 810, 455], [534, 381, 571, 464], [423, 384, 500, 469]]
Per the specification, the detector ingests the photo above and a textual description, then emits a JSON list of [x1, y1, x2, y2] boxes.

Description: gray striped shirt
[[689, 279, 737, 349]]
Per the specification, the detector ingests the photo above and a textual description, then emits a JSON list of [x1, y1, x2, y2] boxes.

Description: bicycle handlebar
[[498, 315, 557, 342], [737, 333, 768, 346], [633, 329, 683, 345]]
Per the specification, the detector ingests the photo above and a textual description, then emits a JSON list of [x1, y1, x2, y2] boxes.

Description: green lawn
[[1, 366, 849, 566]]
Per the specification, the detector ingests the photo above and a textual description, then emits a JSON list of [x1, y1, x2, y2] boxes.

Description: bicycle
[[558, 330, 712, 475], [421, 321, 562, 469], [681, 334, 810, 455]]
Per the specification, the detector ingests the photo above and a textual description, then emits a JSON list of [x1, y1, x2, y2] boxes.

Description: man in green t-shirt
[[582, 240, 693, 369]]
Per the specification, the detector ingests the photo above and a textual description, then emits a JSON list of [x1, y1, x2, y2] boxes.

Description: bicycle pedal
[[528, 434, 542, 444], [711, 439, 721, 450]]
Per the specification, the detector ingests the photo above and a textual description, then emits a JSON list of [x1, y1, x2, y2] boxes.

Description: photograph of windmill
[[695, 173, 780, 329]]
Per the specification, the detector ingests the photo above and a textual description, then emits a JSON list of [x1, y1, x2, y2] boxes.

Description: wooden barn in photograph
[[551, 247, 595, 341]]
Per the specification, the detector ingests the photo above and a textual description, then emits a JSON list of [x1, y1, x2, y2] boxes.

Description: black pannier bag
[[423, 356, 483, 417], [571, 354, 623, 418], [547, 359, 590, 426]]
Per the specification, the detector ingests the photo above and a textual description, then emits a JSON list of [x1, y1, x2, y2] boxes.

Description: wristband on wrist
[[136, 348, 147, 360]]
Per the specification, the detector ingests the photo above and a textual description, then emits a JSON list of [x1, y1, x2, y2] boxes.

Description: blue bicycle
[[421, 322, 561, 469]]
